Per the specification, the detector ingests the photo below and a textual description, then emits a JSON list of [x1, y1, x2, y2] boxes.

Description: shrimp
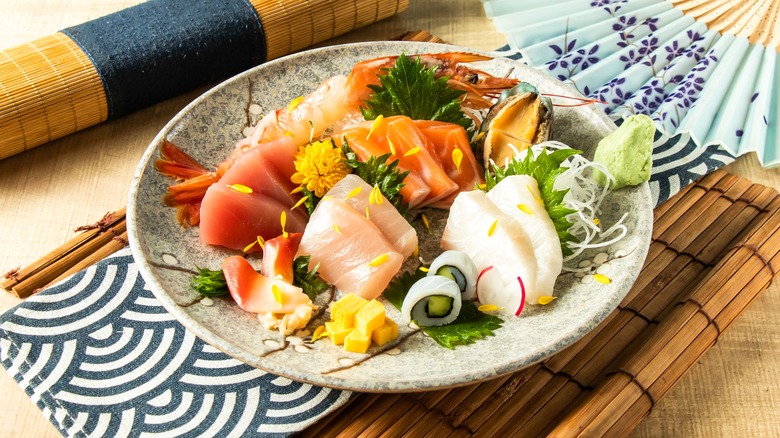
[[156, 52, 519, 226]]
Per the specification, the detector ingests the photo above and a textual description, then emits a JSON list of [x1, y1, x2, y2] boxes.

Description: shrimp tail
[[155, 139, 209, 180]]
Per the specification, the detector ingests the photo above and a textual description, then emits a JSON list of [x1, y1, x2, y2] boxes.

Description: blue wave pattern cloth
[[0, 249, 350, 437], [0, 46, 735, 437]]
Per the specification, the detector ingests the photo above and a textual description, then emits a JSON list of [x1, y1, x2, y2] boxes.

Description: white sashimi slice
[[441, 190, 538, 313], [326, 174, 418, 258], [297, 197, 403, 300], [487, 175, 563, 301]]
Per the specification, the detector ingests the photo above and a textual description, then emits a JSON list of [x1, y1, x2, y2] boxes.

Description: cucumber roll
[[402, 275, 462, 326], [428, 250, 478, 300]]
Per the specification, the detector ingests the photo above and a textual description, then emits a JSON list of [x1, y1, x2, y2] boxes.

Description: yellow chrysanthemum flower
[[291, 140, 350, 197]]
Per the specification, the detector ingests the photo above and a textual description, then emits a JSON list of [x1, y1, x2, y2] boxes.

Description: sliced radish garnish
[[476, 266, 524, 316]]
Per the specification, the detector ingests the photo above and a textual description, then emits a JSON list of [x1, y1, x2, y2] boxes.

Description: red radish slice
[[476, 266, 525, 316]]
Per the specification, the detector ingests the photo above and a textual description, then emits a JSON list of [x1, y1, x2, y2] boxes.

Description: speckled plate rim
[[127, 41, 654, 393]]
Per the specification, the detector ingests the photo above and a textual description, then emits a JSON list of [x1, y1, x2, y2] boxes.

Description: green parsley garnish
[[361, 53, 472, 131], [342, 141, 410, 215], [484, 147, 582, 256], [191, 267, 229, 297], [293, 256, 330, 300], [384, 268, 504, 349]]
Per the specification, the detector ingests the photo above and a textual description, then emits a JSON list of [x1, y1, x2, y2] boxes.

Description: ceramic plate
[[127, 41, 653, 392]]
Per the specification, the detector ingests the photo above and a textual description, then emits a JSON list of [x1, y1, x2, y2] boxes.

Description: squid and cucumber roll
[[402, 275, 462, 327], [427, 250, 478, 300]]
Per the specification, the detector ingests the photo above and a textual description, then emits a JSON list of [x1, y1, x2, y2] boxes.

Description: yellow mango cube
[[325, 321, 353, 345], [355, 299, 386, 334], [331, 294, 368, 328], [371, 318, 399, 346], [344, 328, 371, 354]]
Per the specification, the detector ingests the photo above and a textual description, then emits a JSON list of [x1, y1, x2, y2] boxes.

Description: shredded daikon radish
[[519, 141, 629, 263]]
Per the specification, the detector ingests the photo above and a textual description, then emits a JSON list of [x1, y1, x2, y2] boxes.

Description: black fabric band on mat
[[62, 0, 266, 118]]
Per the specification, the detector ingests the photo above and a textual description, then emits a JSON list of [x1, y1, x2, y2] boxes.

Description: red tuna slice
[[261, 233, 302, 283], [385, 117, 459, 207], [414, 120, 484, 208], [200, 184, 307, 252], [199, 137, 307, 252], [340, 119, 431, 209], [297, 197, 403, 300], [222, 256, 310, 314]]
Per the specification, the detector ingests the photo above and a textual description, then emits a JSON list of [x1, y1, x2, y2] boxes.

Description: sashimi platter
[[127, 42, 653, 392]]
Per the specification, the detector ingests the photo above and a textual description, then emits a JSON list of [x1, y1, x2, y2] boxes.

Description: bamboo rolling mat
[[302, 169, 780, 437]]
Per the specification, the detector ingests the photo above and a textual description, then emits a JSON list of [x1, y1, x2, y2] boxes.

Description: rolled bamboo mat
[[302, 169, 780, 437], [0, 0, 408, 160]]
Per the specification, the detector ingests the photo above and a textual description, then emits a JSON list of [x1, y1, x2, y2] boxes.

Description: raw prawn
[[156, 52, 518, 225]]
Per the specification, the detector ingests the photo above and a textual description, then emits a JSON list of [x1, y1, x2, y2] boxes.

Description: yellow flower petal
[[367, 115, 384, 140], [517, 204, 533, 214], [365, 206, 370, 220], [421, 213, 430, 232], [284, 131, 294, 137], [593, 218, 601, 226], [404, 146, 421, 157], [418, 266, 429, 272], [287, 96, 304, 112], [227, 184, 252, 194], [413, 245, 419, 258], [333, 224, 341, 234], [272, 284, 284, 306], [290, 186, 303, 194], [346, 186, 362, 199], [388, 138, 397, 156], [311, 325, 329, 342], [538, 296, 557, 305], [474, 131, 486, 142], [369, 253, 389, 267], [594, 274, 611, 284], [478, 304, 502, 312], [280, 211, 288, 238], [488, 219, 498, 237], [242, 240, 257, 253], [291, 196, 307, 210], [452, 148, 463, 170], [256, 235, 265, 249]]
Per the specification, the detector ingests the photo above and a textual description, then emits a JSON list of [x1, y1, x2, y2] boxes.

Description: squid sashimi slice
[[200, 186, 307, 252], [441, 190, 538, 314], [487, 175, 562, 301], [385, 117, 459, 207], [199, 137, 307, 252], [326, 174, 418, 258], [297, 197, 403, 300], [340, 123, 431, 208], [222, 255, 312, 314]]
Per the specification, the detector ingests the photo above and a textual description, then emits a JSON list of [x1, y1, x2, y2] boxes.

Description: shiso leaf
[[384, 267, 504, 349], [484, 147, 582, 256], [293, 256, 330, 301], [191, 267, 229, 297], [342, 141, 410, 215]]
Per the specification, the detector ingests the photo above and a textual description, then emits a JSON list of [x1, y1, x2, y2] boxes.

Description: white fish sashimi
[[441, 190, 538, 313], [326, 174, 418, 258], [487, 175, 563, 300]]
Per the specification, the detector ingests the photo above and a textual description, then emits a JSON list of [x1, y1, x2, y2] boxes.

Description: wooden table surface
[[1, 1, 779, 437]]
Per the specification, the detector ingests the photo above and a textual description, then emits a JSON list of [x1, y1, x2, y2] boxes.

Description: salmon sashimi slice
[[385, 117, 459, 207], [340, 122, 431, 209], [441, 190, 538, 313], [297, 197, 403, 300], [326, 174, 418, 258]]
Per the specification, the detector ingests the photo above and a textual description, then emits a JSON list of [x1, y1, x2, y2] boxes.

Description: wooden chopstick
[[1, 208, 126, 298]]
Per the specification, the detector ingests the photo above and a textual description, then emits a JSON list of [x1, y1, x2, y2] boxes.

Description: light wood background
[[0, 1, 778, 437]]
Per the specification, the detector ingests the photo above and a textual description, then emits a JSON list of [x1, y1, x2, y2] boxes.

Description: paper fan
[[482, 0, 780, 167]]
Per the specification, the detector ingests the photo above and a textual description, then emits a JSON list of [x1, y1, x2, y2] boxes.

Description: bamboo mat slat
[[303, 169, 780, 437]]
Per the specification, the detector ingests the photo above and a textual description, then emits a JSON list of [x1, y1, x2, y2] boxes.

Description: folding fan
[[482, 0, 780, 167]]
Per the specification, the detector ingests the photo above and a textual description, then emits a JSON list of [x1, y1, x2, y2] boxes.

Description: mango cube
[[371, 318, 399, 346], [355, 299, 386, 333], [331, 294, 368, 328], [344, 328, 371, 353], [325, 321, 352, 345]]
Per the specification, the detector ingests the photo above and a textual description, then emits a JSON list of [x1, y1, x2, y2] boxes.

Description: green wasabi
[[593, 114, 654, 189]]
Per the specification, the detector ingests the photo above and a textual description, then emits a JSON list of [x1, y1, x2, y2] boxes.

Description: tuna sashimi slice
[[326, 174, 418, 258], [199, 184, 307, 252], [441, 190, 539, 309], [199, 137, 307, 252], [487, 175, 562, 300], [297, 197, 403, 300]]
